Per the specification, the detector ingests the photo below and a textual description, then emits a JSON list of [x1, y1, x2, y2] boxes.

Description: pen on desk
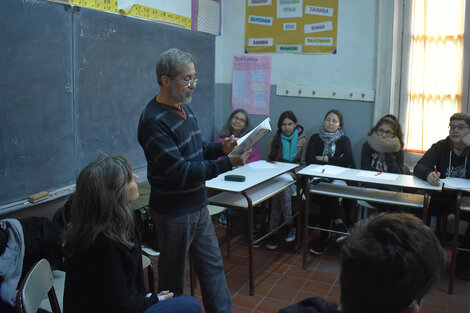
[[267, 160, 275, 164], [321, 168, 325, 173], [375, 172, 383, 176]]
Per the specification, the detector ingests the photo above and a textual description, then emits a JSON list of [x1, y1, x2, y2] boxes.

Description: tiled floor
[[150, 221, 470, 313]]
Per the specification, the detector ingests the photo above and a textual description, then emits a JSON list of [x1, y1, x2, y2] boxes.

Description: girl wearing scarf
[[361, 115, 405, 174], [305, 110, 354, 255], [265, 111, 308, 250]]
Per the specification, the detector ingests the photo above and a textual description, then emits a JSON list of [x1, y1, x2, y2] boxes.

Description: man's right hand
[[427, 171, 441, 186], [229, 150, 250, 168]]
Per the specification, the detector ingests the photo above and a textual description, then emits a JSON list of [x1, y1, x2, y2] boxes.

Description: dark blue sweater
[[138, 97, 232, 215]]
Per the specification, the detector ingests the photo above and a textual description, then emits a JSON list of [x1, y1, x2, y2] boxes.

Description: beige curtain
[[405, 0, 465, 152]]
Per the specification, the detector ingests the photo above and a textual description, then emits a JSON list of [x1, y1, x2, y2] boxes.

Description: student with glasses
[[414, 112, 470, 280], [215, 109, 262, 227], [361, 114, 405, 174], [215, 109, 261, 164]]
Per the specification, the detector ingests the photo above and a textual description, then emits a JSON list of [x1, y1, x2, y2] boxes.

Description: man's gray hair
[[156, 48, 195, 86]]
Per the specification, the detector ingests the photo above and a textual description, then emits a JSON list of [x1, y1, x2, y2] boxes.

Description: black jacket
[[414, 137, 470, 180], [63, 233, 157, 313], [305, 134, 355, 168]]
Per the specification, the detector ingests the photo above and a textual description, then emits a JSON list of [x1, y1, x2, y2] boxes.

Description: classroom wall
[[213, 0, 380, 163]]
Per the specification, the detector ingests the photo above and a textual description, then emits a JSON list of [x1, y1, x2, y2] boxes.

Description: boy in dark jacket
[[414, 112, 470, 280], [279, 213, 444, 313]]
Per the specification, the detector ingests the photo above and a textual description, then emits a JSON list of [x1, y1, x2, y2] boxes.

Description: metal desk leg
[[449, 192, 462, 295], [242, 191, 255, 296], [303, 178, 311, 269], [422, 192, 430, 223]]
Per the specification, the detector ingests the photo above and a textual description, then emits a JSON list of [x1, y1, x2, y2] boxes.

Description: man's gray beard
[[170, 84, 192, 104]]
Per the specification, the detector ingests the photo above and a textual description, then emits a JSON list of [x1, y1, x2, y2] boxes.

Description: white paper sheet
[[356, 171, 398, 181], [230, 118, 271, 156], [308, 165, 347, 175], [442, 177, 470, 191]]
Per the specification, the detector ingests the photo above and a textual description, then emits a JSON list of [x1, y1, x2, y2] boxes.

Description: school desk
[[206, 160, 298, 296], [297, 164, 442, 269]]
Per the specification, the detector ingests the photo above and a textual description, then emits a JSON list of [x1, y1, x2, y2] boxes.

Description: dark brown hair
[[63, 154, 136, 255], [340, 213, 444, 313]]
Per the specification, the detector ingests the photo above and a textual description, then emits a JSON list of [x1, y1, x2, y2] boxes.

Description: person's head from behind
[[156, 48, 196, 104], [340, 212, 444, 313], [323, 109, 343, 133], [221, 109, 252, 137], [448, 112, 470, 148], [64, 154, 139, 254], [369, 115, 404, 148], [277, 110, 298, 137]]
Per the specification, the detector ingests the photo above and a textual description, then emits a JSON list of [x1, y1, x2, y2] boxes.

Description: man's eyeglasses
[[182, 78, 198, 87], [164, 74, 198, 87], [377, 128, 394, 137], [449, 124, 469, 131]]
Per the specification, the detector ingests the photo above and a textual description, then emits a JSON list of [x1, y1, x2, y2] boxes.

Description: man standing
[[138, 48, 247, 313]]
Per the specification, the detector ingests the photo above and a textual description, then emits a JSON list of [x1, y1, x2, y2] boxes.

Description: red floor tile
[[265, 285, 300, 303], [176, 224, 470, 313]]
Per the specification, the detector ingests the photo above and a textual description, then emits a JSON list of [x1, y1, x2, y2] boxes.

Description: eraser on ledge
[[28, 191, 50, 203]]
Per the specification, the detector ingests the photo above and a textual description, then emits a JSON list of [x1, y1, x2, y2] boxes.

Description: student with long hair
[[215, 109, 261, 164], [265, 111, 308, 249], [63, 154, 201, 313], [361, 115, 405, 174], [215, 109, 262, 226], [305, 109, 355, 255]]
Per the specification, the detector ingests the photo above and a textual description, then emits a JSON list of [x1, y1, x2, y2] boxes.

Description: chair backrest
[[16, 259, 62, 313]]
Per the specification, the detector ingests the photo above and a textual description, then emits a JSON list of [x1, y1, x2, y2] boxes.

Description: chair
[[142, 254, 155, 294], [448, 194, 470, 294], [16, 259, 61, 313]]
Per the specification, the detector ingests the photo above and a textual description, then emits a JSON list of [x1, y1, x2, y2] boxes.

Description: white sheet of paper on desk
[[308, 165, 347, 175], [442, 177, 470, 191], [246, 161, 276, 169], [356, 171, 398, 181]]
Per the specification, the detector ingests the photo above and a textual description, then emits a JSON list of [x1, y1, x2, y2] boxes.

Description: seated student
[[215, 109, 261, 163], [63, 154, 201, 313], [215, 109, 262, 226], [361, 114, 405, 174], [414, 112, 470, 280], [265, 111, 308, 249], [278, 212, 445, 313], [305, 109, 355, 255]]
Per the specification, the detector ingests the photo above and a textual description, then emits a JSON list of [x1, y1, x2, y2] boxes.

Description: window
[[403, 0, 466, 152]]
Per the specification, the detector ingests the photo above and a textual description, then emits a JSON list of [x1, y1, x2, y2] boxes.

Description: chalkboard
[[0, 0, 75, 206], [0, 1, 216, 206], [73, 7, 216, 171]]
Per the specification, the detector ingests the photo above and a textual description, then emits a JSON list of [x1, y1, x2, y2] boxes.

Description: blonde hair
[[64, 154, 135, 254]]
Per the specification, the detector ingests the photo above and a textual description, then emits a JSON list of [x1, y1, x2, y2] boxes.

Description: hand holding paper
[[230, 117, 271, 156], [222, 135, 238, 155]]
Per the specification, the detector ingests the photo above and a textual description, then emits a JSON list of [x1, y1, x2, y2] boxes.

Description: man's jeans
[[156, 207, 232, 313]]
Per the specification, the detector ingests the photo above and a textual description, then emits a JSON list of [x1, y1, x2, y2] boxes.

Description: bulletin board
[[245, 0, 338, 54]]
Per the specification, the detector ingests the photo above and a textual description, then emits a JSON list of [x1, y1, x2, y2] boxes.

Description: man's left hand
[[222, 135, 238, 155]]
